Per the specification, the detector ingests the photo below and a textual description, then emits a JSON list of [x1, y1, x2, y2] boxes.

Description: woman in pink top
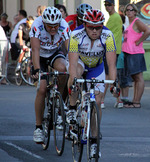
[[122, 3, 150, 108]]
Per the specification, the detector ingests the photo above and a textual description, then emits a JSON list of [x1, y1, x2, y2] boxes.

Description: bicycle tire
[[15, 71, 23, 86], [20, 57, 34, 86], [87, 102, 100, 162], [53, 92, 66, 156], [72, 126, 83, 162], [42, 96, 53, 150]]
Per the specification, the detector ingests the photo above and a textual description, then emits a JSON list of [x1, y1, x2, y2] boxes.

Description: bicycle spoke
[[87, 102, 100, 162], [53, 92, 65, 156]]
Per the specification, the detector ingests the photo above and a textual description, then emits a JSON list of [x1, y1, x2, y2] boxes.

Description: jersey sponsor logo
[[82, 43, 89, 46], [101, 32, 110, 39], [97, 44, 102, 47], [72, 30, 85, 40], [79, 51, 104, 57], [38, 25, 43, 31], [34, 27, 37, 32], [68, 20, 74, 26], [59, 25, 65, 32]]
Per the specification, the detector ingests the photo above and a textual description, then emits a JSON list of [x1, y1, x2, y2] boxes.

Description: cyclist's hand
[[110, 86, 120, 98], [68, 85, 78, 95], [31, 68, 40, 81]]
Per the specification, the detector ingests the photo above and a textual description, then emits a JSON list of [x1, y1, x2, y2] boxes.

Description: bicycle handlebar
[[73, 77, 115, 84], [36, 71, 69, 91]]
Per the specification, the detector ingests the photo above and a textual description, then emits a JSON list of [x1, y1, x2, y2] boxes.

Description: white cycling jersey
[[29, 16, 70, 58]]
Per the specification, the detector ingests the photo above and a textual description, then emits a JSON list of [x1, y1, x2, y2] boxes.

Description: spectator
[[119, 5, 129, 30], [0, 13, 13, 39], [55, 4, 68, 19], [101, 0, 123, 109], [122, 3, 150, 108], [12, 14, 19, 30], [0, 25, 11, 85], [65, 3, 92, 31], [36, 5, 46, 17], [10, 10, 27, 60]]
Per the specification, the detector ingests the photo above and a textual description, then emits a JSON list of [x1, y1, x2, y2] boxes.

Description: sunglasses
[[86, 25, 103, 31], [46, 24, 59, 29], [104, 3, 112, 7], [126, 9, 135, 12]]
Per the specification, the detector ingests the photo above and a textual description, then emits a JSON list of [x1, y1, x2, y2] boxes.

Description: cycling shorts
[[40, 50, 65, 80]]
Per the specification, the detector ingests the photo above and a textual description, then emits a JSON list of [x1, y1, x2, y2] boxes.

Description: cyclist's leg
[[66, 59, 84, 124], [33, 57, 48, 143]]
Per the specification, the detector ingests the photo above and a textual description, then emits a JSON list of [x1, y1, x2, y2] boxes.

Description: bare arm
[[18, 30, 24, 48], [64, 39, 69, 52], [30, 37, 40, 71], [106, 51, 117, 81], [135, 19, 150, 45], [68, 51, 79, 88]]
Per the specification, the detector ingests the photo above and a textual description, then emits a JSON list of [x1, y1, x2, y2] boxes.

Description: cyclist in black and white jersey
[[29, 6, 70, 143]]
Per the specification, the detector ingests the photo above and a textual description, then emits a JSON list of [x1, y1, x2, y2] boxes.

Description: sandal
[[124, 102, 134, 108], [132, 103, 141, 108], [124, 102, 141, 108]]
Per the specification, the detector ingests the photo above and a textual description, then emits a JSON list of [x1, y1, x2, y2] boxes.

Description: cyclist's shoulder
[[71, 25, 85, 37], [32, 16, 43, 28]]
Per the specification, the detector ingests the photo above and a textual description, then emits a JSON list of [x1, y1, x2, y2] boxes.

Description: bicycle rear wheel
[[53, 92, 66, 156], [15, 71, 23, 86], [20, 57, 34, 86], [42, 97, 53, 150], [87, 102, 100, 162]]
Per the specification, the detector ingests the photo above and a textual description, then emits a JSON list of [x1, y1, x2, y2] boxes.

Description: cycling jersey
[[68, 25, 116, 68], [29, 16, 70, 58], [65, 14, 77, 31]]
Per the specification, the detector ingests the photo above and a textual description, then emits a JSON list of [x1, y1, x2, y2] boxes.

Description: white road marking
[[5, 142, 43, 160]]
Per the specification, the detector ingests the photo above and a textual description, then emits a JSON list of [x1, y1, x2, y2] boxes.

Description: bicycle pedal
[[36, 141, 44, 145]]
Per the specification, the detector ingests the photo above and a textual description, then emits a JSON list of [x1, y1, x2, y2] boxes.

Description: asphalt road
[[0, 81, 150, 162]]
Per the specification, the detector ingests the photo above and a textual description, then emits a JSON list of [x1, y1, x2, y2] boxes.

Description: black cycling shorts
[[40, 49, 65, 80]]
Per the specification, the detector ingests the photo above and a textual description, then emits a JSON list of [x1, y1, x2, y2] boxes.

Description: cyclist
[[15, 16, 34, 72], [29, 6, 70, 143], [66, 9, 118, 157], [65, 3, 92, 31]]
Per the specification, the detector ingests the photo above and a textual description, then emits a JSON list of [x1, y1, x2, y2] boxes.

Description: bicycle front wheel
[[87, 102, 100, 162], [20, 57, 34, 86], [53, 92, 66, 156], [42, 97, 52, 150], [15, 71, 23, 86]]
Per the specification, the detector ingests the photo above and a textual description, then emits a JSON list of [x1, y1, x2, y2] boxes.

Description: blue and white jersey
[[68, 25, 116, 68]]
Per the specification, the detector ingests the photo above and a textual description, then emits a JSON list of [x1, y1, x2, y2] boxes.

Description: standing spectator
[[55, 4, 68, 19], [10, 10, 27, 60], [0, 25, 10, 85], [65, 3, 92, 31], [36, 5, 47, 17], [101, 0, 123, 108], [122, 3, 150, 108], [12, 14, 19, 30], [0, 13, 12, 39]]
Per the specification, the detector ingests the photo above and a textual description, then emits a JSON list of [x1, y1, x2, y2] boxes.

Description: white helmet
[[42, 6, 62, 24]]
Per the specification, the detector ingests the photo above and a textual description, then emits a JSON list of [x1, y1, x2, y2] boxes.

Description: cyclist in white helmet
[[67, 9, 118, 158], [29, 6, 70, 143]]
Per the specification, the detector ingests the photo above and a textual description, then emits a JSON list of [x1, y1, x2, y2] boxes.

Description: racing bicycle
[[15, 49, 34, 86], [37, 69, 68, 156], [70, 77, 115, 162]]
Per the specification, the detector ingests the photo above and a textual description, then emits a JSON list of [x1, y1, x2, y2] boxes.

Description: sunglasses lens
[[47, 24, 59, 29], [105, 4, 112, 6], [86, 25, 103, 30]]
